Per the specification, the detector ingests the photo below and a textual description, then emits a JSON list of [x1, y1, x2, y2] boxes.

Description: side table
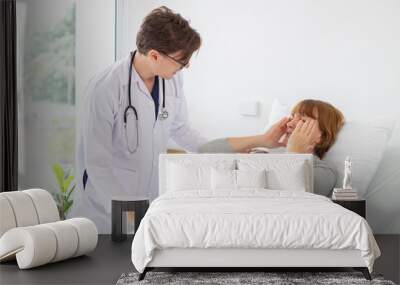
[[111, 196, 149, 242], [332, 199, 366, 218]]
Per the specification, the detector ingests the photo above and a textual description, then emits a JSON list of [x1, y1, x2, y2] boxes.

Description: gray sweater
[[198, 138, 337, 197]]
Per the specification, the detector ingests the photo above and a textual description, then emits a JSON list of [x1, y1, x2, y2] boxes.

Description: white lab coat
[[71, 54, 207, 233]]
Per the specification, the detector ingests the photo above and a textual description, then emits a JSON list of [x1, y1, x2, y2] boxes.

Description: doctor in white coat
[[72, 6, 207, 233]]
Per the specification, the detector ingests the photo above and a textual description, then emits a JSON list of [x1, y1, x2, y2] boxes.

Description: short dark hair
[[136, 6, 201, 62]]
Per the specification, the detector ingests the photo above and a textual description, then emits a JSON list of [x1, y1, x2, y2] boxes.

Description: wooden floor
[[0, 235, 399, 285], [0, 235, 134, 285]]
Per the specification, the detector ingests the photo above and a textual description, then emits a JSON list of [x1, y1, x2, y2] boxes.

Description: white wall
[[119, 0, 400, 233]]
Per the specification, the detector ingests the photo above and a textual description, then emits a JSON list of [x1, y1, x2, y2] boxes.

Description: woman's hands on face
[[287, 118, 321, 154], [263, 117, 290, 148], [227, 115, 320, 153]]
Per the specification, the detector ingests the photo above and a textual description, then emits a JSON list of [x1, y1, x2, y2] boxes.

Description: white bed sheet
[[131, 190, 380, 273]]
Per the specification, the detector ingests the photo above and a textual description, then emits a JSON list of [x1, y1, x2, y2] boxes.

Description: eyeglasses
[[160, 52, 190, 70]]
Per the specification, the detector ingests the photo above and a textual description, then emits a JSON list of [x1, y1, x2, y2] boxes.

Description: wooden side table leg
[[112, 200, 124, 242]]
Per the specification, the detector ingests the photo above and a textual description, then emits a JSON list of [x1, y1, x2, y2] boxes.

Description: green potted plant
[[52, 163, 75, 220]]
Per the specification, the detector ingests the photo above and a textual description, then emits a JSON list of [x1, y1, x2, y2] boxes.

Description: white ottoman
[[0, 189, 98, 269]]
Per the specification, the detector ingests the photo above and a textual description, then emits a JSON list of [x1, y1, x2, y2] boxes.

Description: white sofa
[[0, 189, 98, 269]]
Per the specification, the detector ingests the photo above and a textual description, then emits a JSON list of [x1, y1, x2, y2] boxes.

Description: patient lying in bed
[[198, 99, 345, 197]]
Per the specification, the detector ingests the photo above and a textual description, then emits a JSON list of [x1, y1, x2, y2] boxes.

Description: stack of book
[[332, 188, 359, 200]]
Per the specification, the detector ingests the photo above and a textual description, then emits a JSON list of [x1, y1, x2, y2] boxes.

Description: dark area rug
[[116, 271, 397, 285]]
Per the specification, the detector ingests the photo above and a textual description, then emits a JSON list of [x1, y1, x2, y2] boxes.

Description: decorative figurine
[[342, 156, 353, 190]]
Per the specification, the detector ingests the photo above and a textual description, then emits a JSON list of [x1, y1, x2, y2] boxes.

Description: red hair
[[291, 100, 345, 159]]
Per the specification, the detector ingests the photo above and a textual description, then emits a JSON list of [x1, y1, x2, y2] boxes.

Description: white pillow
[[236, 169, 267, 189], [211, 168, 268, 190], [166, 162, 211, 191], [238, 159, 307, 191], [324, 119, 394, 197], [263, 98, 292, 132], [211, 168, 236, 190], [166, 160, 236, 192], [267, 165, 306, 191]]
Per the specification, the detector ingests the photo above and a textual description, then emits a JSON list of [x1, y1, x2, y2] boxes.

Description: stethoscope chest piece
[[159, 109, 169, 120]]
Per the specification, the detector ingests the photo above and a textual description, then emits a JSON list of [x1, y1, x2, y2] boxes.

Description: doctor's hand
[[286, 118, 321, 154], [262, 117, 290, 148]]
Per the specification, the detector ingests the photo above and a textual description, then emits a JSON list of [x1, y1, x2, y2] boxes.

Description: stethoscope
[[124, 50, 169, 153]]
